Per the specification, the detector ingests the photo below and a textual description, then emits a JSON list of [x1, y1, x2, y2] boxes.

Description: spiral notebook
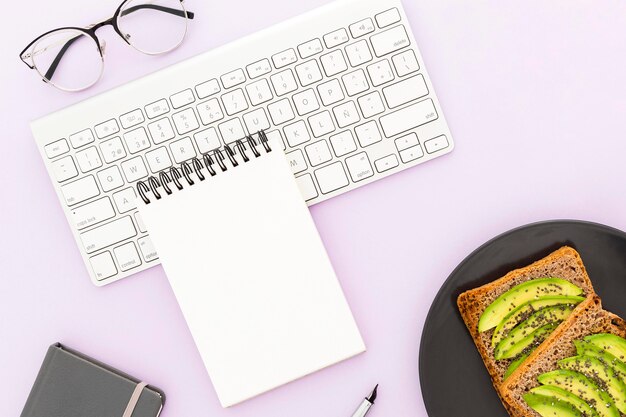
[[136, 133, 365, 407]]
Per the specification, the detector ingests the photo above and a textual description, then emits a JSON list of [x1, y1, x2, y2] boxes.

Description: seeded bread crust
[[502, 299, 626, 417], [456, 246, 596, 413]]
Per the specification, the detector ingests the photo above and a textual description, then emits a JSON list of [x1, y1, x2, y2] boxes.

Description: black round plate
[[419, 220, 626, 417]]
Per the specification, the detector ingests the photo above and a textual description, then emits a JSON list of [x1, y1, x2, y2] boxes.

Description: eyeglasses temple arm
[[44, 35, 83, 81], [120, 4, 195, 19]]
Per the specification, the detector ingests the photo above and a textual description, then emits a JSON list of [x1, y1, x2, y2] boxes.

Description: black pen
[[351, 384, 378, 417]]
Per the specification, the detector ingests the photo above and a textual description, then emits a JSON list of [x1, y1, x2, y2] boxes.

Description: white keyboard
[[32, 0, 454, 286]]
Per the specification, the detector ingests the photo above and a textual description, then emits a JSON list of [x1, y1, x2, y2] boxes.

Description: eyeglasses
[[19, 0, 195, 92]]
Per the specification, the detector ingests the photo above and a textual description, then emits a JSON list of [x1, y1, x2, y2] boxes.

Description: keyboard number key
[[197, 99, 225, 125], [245, 79, 274, 106], [270, 69, 298, 96], [90, 251, 117, 281], [345, 152, 374, 182], [221, 89, 249, 116], [123, 127, 151, 154], [172, 108, 200, 135], [295, 60, 323, 87], [100, 137, 127, 163], [51, 155, 78, 182], [75, 146, 103, 172], [314, 162, 350, 194], [147, 118, 176, 144]]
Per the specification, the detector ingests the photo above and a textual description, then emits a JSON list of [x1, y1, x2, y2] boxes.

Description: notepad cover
[[139, 139, 365, 407]]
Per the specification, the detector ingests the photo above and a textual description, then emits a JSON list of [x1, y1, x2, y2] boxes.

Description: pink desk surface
[[2, 1, 626, 416]]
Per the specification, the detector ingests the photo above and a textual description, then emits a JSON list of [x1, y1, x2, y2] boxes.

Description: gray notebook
[[21, 343, 164, 417]]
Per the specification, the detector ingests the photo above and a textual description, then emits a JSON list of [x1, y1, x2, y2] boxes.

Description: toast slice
[[457, 246, 596, 403], [502, 297, 626, 417]]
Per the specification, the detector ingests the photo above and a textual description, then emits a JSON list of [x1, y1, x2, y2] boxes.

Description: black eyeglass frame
[[19, 0, 195, 91]]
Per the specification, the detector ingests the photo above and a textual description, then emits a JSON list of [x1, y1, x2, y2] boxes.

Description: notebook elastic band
[[122, 381, 148, 417]]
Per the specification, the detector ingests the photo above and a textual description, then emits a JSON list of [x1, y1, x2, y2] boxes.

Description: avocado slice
[[492, 295, 585, 347], [478, 278, 583, 332], [537, 369, 619, 417], [496, 322, 558, 360], [494, 305, 574, 359], [504, 352, 530, 380], [574, 340, 626, 381], [585, 334, 626, 363], [523, 392, 582, 417], [559, 355, 626, 414], [529, 385, 599, 417]]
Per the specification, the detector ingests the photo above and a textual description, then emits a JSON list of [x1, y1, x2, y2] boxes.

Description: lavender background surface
[[1, 1, 626, 416]]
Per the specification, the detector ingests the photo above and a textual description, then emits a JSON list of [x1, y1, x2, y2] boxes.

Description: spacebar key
[[379, 99, 438, 138], [81, 216, 137, 254]]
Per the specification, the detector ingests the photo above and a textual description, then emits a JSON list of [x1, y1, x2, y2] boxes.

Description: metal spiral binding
[[137, 130, 272, 204]]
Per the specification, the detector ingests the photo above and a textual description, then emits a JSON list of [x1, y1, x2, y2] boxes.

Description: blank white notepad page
[[139, 140, 365, 407]]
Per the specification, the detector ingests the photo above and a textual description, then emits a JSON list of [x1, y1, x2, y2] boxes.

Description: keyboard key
[[342, 69, 369, 96], [314, 162, 349, 194], [218, 118, 246, 143], [283, 120, 311, 147], [138, 235, 158, 262], [379, 98, 438, 137], [383, 74, 428, 108], [90, 252, 117, 281], [221, 68, 246, 89], [169, 137, 197, 163], [272, 48, 298, 68], [121, 156, 148, 182], [44, 139, 70, 158], [197, 98, 225, 125], [246, 59, 272, 79], [308, 111, 335, 137], [375, 8, 401, 28], [123, 127, 151, 154], [333, 101, 360, 128], [392, 50, 419, 76], [172, 108, 200, 135], [354, 121, 382, 147], [72, 197, 115, 230], [395, 132, 419, 151], [320, 50, 348, 77], [367, 59, 395, 87], [370, 25, 410, 57], [75, 146, 103, 172], [97, 165, 125, 192], [349, 18, 375, 38], [357, 91, 385, 118], [270, 69, 298, 96], [323, 28, 349, 48], [221, 89, 249, 116], [81, 216, 137, 254], [120, 109, 145, 129], [170, 88, 195, 109], [268, 99, 296, 125], [196, 79, 221, 99], [194, 127, 221, 153], [424, 135, 449, 154], [295, 60, 323, 87], [95, 119, 120, 138], [330, 131, 357, 157], [246, 79, 273, 106], [298, 38, 323, 58], [305, 140, 332, 167], [114, 242, 142, 272], [295, 174, 318, 201], [69, 129, 95, 149], [345, 152, 374, 182], [317, 79, 345, 106], [61, 175, 100, 206], [144, 99, 170, 119], [135, 212, 147, 233], [374, 154, 399, 172], [243, 108, 271, 133], [51, 155, 78, 182], [293, 89, 320, 116], [113, 187, 137, 214], [145, 147, 173, 172], [285, 149, 308, 174], [345, 40, 372, 67], [100, 137, 127, 163], [147, 118, 176, 144], [399, 144, 424, 163]]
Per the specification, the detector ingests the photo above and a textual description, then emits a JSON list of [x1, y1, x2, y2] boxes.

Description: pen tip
[[368, 384, 378, 403]]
